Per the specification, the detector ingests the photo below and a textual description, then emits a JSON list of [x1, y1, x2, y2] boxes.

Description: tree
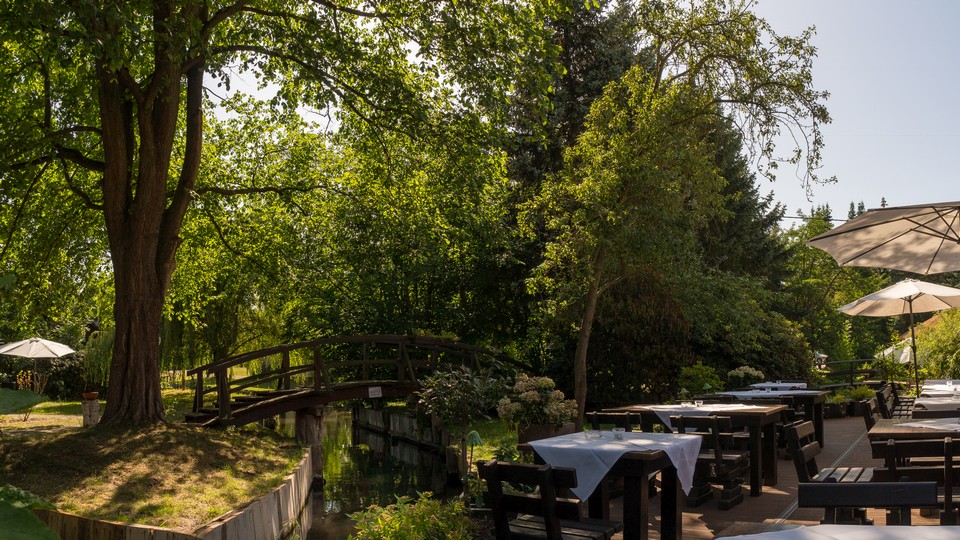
[[0, 0, 559, 424], [525, 0, 830, 419]]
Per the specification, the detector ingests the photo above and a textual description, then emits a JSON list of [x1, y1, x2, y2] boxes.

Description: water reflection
[[302, 409, 453, 540]]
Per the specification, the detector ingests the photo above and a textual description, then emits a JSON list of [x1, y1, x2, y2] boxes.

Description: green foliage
[[0, 485, 58, 540], [496, 374, 577, 426], [918, 309, 960, 378], [678, 362, 724, 395], [348, 493, 476, 540], [0, 388, 44, 414], [417, 366, 506, 435], [42, 356, 85, 401], [846, 385, 876, 401], [82, 329, 113, 389], [779, 208, 893, 363], [827, 389, 850, 404]]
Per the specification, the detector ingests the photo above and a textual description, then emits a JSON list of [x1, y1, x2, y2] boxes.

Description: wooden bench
[[785, 420, 873, 524], [871, 437, 960, 524], [861, 397, 881, 430], [875, 382, 913, 419], [477, 460, 623, 540], [798, 481, 938, 525], [875, 383, 897, 419], [891, 382, 916, 417]]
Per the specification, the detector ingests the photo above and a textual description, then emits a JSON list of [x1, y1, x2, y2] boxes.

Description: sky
[[750, 0, 960, 223]]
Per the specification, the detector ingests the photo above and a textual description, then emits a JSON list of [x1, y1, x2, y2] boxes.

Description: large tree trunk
[[93, 6, 205, 424], [573, 248, 606, 426], [101, 267, 167, 424]]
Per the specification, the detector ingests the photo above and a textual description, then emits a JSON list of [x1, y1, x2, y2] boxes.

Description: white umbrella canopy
[[839, 279, 960, 316], [0, 337, 75, 359], [807, 201, 960, 275], [840, 278, 960, 391]]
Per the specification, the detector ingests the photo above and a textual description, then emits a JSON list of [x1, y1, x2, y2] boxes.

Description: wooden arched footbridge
[[186, 334, 517, 427]]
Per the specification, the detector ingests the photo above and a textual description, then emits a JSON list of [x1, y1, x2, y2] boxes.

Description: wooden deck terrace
[[604, 414, 940, 538]]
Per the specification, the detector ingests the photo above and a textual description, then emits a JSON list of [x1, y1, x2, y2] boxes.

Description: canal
[[300, 409, 454, 539]]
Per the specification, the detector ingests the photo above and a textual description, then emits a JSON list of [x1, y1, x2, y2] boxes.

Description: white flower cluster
[[497, 374, 577, 426]]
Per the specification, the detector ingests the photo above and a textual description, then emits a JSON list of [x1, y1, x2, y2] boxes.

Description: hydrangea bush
[[496, 374, 577, 426]]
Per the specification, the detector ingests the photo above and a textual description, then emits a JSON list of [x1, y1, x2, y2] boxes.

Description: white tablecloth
[[914, 396, 960, 412], [920, 381, 960, 397], [719, 389, 823, 399], [528, 431, 702, 500], [750, 381, 807, 390], [722, 524, 960, 539], [894, 417, 960, 431], [644, 403, 767, 428]]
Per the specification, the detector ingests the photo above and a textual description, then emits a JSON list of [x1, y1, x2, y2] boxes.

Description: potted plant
[[81, 328, 113, 399], [496, 374, 577, 443], [825, 390, 849, 418], [844, 385, 876, 417]]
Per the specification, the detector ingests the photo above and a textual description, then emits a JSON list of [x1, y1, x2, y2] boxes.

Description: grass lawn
[[0, 390, 304, 533]]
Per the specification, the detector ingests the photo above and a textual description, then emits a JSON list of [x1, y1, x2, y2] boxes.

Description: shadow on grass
[[0, 422, 302, 529]]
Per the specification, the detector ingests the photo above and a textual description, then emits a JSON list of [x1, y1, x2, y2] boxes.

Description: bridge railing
[[187, 334, 520, 422]]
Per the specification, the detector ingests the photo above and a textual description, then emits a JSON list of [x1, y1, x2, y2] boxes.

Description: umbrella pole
[[909, 301, 919, 395]]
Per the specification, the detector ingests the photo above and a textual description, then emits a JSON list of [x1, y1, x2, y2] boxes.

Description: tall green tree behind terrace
[[779, 206, 891, 362], [525, 0, 831, 418], [0, 164, 111, 346], [274, 99, 525, 345], [0, 0, 561, 424]]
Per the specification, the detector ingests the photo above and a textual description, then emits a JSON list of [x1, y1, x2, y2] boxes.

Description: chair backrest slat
[[477, 460, 584, 539]]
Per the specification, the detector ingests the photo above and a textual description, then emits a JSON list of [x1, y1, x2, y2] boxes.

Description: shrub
[[727, 365, 765, 388], [496, 374, 577, 426], [678, 362, 724, 395], [348, 493, 475, 540], [846, 385, 876, 401], [417, 366, 505, 433]]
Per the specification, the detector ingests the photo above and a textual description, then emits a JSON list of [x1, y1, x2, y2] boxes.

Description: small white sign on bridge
[[368, 386, 383, 398]]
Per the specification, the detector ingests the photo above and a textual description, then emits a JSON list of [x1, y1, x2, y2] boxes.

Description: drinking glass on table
[[694, 400, 703, 407]]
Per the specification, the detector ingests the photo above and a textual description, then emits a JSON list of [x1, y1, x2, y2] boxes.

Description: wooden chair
[[871, 437, 960, 525], [670, 415, 749, 509], [585, 411, 637, 431], [784, 420, 874, 524], [798, 481, 937, 525], [477, 460, 623, 540], [861, 397, 881, 430]]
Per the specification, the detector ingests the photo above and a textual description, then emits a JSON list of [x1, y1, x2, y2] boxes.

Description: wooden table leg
[[659, 465, 682, 540], [813, 402, 825, 447], [749, 424, 763, 496], [587, 478, 610, 520], [762, 421, 778, 486], [622, 472, 649, 540]]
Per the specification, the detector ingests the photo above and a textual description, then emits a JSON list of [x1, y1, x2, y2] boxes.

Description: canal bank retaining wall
[[352, 406, 461, 480], [34, 448, 315, 540]]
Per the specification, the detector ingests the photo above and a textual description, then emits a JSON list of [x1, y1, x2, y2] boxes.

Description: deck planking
[[603, 415, 941, 538]]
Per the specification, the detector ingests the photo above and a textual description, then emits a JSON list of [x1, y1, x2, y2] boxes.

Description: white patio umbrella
[[0, 337, 75, 359], [807, 201, 960, 275], [840, 278, 960, 391]]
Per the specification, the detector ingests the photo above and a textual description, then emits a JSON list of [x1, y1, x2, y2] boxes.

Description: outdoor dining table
[[867, 417, 960, 457], [718, 389, 828, 448], [749, 381, 808, 390], [920, 380, 960, 397], [603, 402, 786, 497], [527, 431, 702, 540], [912, 395, 960, 417], [721, 524, 960, 539]]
